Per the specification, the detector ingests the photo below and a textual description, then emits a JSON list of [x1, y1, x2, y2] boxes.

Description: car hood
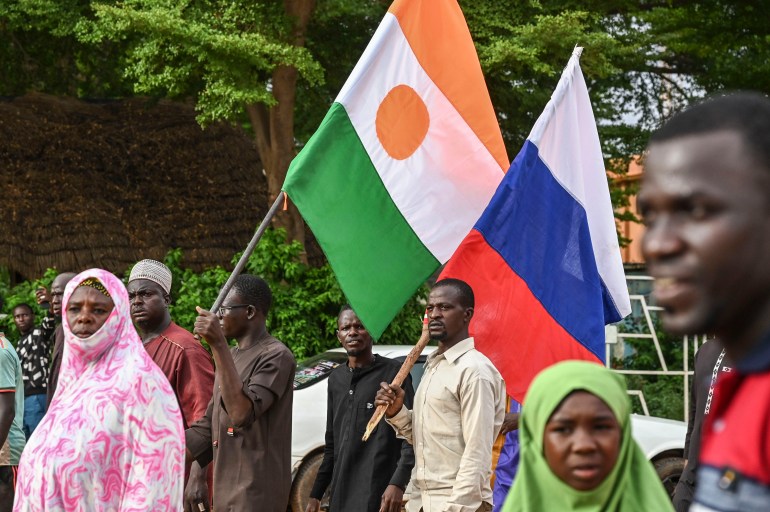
[[630, 414, 687, 459]]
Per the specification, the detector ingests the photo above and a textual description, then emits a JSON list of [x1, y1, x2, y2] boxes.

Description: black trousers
[[0, 465, 18, 512]]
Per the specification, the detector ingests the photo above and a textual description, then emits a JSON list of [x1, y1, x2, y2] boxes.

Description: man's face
[[127, 279, 169, 331], [51, 274, 74, 317], [337, 310, 373, 358], [217, 289, 253, 340], [639, 130, 770, 337], [13, 306, 34, 335], [543, 391, 621, 491], [426, 286, 472, 343]]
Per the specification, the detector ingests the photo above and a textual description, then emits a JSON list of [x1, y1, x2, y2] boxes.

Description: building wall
[[616, 158, 646, 265]]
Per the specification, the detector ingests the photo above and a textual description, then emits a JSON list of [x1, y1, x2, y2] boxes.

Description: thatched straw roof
[[0, 93, 267, 280]]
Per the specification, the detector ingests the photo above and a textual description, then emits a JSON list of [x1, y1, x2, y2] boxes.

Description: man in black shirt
[[306, 305, 415, 512], [672, 338, 732, 511], [13, 303, 55, 437]]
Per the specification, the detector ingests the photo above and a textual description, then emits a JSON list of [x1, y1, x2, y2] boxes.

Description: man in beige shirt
[[376, 278, 506, 512]]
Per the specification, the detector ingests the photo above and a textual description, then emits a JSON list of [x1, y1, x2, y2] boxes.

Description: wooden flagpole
[[362, 313, 430, 441]]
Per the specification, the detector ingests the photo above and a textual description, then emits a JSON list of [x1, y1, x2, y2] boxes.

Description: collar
[[345, 354, 382, 382], [735, 330, 770, 374], [427, 337, 475, 366], [143, 321, 178, 345], [347, 353, 380, 374]]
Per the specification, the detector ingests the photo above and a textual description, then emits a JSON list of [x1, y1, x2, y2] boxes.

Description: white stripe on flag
[[337, 13, 502, 263], [529, 48, 631, 316]]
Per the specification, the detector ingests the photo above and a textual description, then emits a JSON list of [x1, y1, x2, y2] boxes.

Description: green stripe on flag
[[284, 103, 439, 339]]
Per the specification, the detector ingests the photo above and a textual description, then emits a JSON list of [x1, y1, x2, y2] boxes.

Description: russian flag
[[440, 47, 631, 403]]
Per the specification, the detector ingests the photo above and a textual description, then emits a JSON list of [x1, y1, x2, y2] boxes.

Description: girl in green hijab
[[502, 360, 673, 511]]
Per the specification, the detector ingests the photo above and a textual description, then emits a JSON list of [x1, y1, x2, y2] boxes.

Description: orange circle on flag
[[376, 84, 430, 160]]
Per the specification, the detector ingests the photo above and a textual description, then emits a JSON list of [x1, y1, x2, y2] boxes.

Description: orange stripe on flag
[[389, 0, 508, 172]]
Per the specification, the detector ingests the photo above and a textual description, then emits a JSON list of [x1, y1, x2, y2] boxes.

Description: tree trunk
[[248, 0, 316, 254]]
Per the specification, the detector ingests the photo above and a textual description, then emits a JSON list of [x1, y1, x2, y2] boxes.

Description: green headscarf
[[501, 361, 673, 511]]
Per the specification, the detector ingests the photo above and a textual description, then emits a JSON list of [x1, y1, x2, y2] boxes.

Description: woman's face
[[543, 390, 621, 491], [67, 286, 115, 339]]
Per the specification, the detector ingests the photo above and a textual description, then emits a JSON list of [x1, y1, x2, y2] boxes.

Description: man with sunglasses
[[127, 259, 215, 511], [188, 273, 296, 512]]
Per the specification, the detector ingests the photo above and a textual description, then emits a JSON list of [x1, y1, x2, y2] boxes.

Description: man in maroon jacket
[[128, 259, 215, 511]]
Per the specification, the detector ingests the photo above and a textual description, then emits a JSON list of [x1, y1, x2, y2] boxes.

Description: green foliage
[[6, 0, 770, 151], [613, 314, 693, 420], [165, 258, 231, 342], [624, 374, 684, 421], [77, 0, 324, 124], [0, 0, 132, 96]]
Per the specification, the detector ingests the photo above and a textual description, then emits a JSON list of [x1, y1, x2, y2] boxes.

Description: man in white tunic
[[376, 278, 506, 512]]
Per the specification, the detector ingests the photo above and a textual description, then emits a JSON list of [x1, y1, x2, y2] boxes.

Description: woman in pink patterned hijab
[[13, 269, 184, 510]]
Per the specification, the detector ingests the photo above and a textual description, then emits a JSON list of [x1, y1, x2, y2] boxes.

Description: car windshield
[[293, 352, 349, 390]]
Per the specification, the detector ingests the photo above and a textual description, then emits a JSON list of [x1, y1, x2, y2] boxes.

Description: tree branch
[[246, 103, 271, 165]]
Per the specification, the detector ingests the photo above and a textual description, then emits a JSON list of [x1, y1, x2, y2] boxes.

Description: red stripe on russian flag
[[442, 230, 601, 402]]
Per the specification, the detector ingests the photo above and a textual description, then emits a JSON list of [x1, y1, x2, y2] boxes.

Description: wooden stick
[[362, 313, 430, 441]]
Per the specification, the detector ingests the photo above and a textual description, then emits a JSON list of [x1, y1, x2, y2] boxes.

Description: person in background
[[12, 303, 55, 437], [672, 339, 731, 511], [501, 360, 673, 511], [0, 323, 26, 512], [306, 305, 415, 512], [40, 271, 77, 405], [14, 269, 183, 509], [127, 259, 214, 510], [492, 401, 522, 512]]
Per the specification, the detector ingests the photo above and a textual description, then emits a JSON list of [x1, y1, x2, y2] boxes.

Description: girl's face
[[543, 390, 621, 491]]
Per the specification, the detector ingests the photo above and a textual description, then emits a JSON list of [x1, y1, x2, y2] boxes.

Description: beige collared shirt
[[387, 337, 506, 512]]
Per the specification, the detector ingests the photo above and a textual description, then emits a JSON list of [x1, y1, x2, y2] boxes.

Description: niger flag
[[283, 0, 507, 338]]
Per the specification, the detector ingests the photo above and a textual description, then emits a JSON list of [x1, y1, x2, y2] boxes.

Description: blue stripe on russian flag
[[474, 140, 621, 360]]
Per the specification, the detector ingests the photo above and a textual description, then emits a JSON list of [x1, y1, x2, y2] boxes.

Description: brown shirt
[[186, 335, 296, 512]]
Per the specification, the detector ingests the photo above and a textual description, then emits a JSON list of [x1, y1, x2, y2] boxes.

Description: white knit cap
[[129, 259, 172, 294]]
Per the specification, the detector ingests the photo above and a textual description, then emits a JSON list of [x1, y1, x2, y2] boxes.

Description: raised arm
[[194, 307, 254, 426]]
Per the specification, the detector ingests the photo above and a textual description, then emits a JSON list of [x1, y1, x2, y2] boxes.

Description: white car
[[288, 345, 687, 511]]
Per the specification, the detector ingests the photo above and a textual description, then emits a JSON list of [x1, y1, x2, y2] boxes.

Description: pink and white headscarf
[[14, 269, 184, 511]]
